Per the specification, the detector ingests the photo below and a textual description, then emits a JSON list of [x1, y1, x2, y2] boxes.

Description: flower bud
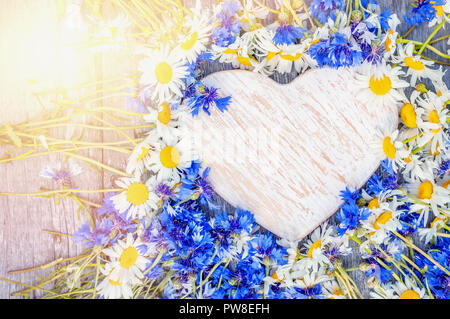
[[350, 10, 363, 23], [415, 83, 428, 94]]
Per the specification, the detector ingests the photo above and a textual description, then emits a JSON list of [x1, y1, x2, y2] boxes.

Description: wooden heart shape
[[185, 68, 397, 241]]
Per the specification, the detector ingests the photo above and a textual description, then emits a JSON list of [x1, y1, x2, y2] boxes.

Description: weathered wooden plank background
[[0, 0, 448, 298]]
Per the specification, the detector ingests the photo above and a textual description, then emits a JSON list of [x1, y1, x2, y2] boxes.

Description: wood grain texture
[[186, 68, 398, 240], [0, 0, 447, 298]]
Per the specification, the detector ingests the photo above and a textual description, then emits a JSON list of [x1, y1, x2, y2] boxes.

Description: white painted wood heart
[[185, 68, 397, 241]]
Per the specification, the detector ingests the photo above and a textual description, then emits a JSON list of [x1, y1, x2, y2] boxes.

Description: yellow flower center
[[383, 137, 396, 159], [400, 289, 420, 299], [120, 246, 138, 269], [368, 198, 379, 210], [404, 153, 412, 163], [109, 278, 121, 286], [160, 146, 180, 168], [433, 5, 444, 16], [369, 75, 392, 95], [222, 48, 239, 54], [334, 289, 344, 296], [279, 51, 302, 61], [404, 57, 425, 71], [385, 30, 394, 51], [266, 51, 278, 61], [443, 180, 450, 189], [430, 142, 440, 156], [400, 103, 417, 128], [157, 102, 171, 125], [437, 90, 442, 97], [418, 181, 433, 200], [126, 182, 149, 205], [155, 62, 173, 84], [430, 216, 443, 228], [374, 211, 392, 230], [307, 240, 322, 258], [180, 32, 199, 51], [429, 110, 441, 133], [236, 56, 253, 66]]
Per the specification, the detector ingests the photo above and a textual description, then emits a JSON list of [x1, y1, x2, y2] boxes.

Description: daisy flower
[[383, 29, 398, 59], [211, 37, 256, 70], [360, 196, 403, 244], [407, 178, 450, 223], [418, 216, 447, 244], [145, 133, 196, 183], [298, 223, 335, 270], [175, 12, 212, 63], [391, 280, 429, 299], [111, 176, 159, 220], [354, 62, 409, 109], [393, 42, 438, 86], [97, 263, 135, 299], [139, 47, 188, 104], [370, 128, 410, 172], [126, 136, 155, 176], [143, 102, 188, 141], [102, 234, 148, 285], [416, 93, 449, 153], [322, 279, 346, 299]]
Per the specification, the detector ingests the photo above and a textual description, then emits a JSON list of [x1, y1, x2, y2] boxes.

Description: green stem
[[417, 15, 449, 55]]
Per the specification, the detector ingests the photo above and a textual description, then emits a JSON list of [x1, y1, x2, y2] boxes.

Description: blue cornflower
[[184, 51, 213, 85], [284, 284, 324, 299], [340, 186, 360, 203], [308, 33, 363, 68], [404, 0, 444, 26], [211, 0, 242, 47], [336, 201, 371, 236], [250, 233, 287, 266], [424, 245, 450, 298], [272, 24, 305, 45], [310, 0, 345, 24], [188, 82, 232, 116], [73, 219, 112, 248]]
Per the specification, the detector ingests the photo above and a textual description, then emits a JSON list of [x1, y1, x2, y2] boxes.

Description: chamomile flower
[[139, 47, 188, 104], [360, 197, 403, 244], [322, 279, 346, 299], [143, 102, 188, 140], [407, 178, 450, 223], [102, 234, 148, 285], [299, 223, 334, 270], [370, 128, 410, 172], [416, 93, 449, 153], [175, 14, 212, 63], [354, 62, 409, 108], [126, 136, 155, 176], [392, 280, 428, 299], [418, 216, 447, 244], [383, 29, 398, 59], [393, 42, 438, 86], [146, 133, 196, 183], [111, 176, 159, 220], [97, 263, 135, 299]]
